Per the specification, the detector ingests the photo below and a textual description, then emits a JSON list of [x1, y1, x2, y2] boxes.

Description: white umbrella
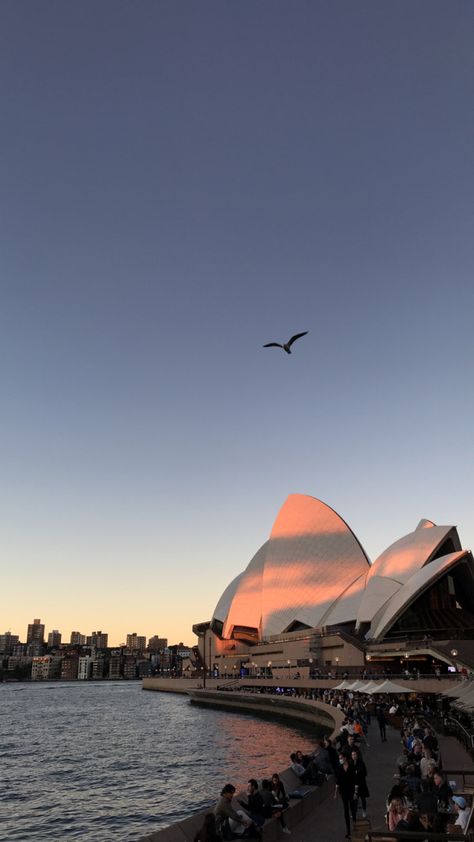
[[453, 690, 474, 710], [443, 681, 474, 699], [358, 681, 379, 694], [373, 679, 413, 694], [349, 680, 371, 692]]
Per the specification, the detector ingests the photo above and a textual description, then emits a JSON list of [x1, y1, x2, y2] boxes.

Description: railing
[[443, 716, 474, 753], [224, 671, 463, 682], [441, 769, 474, 788], [216, 678, 241, 691], [367, 832, 465, 841]]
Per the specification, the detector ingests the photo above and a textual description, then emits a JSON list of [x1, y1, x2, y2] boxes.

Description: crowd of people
[[194, 692, 377, 841], [194, 691, 472, 842], [385, 716, 471, 836]]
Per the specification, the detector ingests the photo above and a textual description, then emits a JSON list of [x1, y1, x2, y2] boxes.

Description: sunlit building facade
[[194, 495, 474, 674]]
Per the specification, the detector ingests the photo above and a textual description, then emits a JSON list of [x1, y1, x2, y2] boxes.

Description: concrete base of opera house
[[137, 690, 345, 842]]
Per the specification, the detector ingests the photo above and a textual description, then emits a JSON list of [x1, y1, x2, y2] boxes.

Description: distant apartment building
[[78, 655, 93, 680], [7, 656, 32, 678], [137, 659, 152, 678], [109, 654, 122, 680], [148, 635, 168, 651], [27, 618, 45, 656], [47, 630, 62, 648], [61, 654, 78, 680], [31, 655, 61, 681], [91, 657, 105, 679], [87, 631, 108, 649], [0, 632, 20, 654], [126, 633, 146, 652], [70, 631, 86, 646], [123, 656, 138, 679]]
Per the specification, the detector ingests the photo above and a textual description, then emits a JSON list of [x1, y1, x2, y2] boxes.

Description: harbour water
[[0, 681, 323, 841]]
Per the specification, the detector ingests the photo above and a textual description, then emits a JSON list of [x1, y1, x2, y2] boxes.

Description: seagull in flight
[[263, 331, 308, 354]]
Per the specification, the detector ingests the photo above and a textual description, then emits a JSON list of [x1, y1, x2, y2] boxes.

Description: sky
[[1, 1, 473, 646]]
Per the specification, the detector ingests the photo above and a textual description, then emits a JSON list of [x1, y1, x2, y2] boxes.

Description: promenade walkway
[[287, 719, 474, 842]]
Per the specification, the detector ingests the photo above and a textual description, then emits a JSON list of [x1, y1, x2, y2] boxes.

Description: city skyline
[[2, 619, 181, 649], [1, 2, 473, 645]]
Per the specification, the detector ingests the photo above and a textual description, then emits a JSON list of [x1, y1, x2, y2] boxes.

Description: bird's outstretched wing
[[263, 342, 283, 348], [287, 331, 308, 347]]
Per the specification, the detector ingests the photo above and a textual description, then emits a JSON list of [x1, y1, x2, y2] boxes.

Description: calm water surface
[[0, 682, 324, 841]]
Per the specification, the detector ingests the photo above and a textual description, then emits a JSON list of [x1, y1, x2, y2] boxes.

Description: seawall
[[137, 689, 344, 842]]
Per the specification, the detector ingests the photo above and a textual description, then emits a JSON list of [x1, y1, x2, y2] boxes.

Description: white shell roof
[[212, 572, 245, 624], [260, 495, 370, 637], [368, 550, 469, 640], [216, 494, 370, 640], [210, 497, 471, 646], [356, 520, 458, 626], [222, 542, 267, 638]]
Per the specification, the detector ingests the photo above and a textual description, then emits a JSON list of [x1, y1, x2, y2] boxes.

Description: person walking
[[334, 755, 357, 838], [351, 749, 369, 818], [376, 708, 387, 742]]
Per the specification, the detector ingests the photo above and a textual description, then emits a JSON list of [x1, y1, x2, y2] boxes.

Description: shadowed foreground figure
[[263, 331, 308, 353]]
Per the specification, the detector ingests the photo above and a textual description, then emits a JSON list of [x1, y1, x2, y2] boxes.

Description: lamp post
[[203, 633, 211, 689], [287, 659, 291, 678]]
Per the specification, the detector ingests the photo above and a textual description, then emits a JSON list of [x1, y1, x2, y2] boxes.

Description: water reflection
[[1, 682, 324, 842]]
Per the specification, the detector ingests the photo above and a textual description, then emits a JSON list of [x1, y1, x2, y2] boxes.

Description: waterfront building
[[78, 655, 93, 680], [61, 654, 79, 680], [194, 494, 474, 675], [91, 656, 105, 679], [109, 654, 123, 680], [6, 656, 32, 679], [123, 655, 138, 679], [31, 655, 62, 681], [137, 659, 151, 678], [48, 630, 62, 648]]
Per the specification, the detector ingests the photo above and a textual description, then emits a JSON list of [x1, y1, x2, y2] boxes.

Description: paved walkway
[[288, 720, 474, 842]]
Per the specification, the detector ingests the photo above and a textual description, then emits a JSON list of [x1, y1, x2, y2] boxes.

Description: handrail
[[367, 833, 465, 841], [444, 718, 474, 750], [440, 769, 474, 787], [216, 678, 241, 690]]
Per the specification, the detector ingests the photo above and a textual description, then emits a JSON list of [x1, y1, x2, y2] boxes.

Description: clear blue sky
[[1, 1, 473, 645]]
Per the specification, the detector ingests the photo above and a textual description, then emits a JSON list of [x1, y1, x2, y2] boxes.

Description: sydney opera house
[[193, 495, 474, 677]]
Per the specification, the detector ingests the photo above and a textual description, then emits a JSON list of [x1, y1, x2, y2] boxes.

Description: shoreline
[[138, 684, 344, 842]]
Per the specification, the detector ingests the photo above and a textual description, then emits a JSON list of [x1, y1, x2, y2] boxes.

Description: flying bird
[[263, 331, 308, 354]]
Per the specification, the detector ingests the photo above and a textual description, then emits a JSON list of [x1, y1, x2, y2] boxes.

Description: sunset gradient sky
[[1, 2, 473, 645]]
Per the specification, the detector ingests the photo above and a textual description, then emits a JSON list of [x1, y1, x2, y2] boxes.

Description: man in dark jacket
[[238, 780, 265, 827]]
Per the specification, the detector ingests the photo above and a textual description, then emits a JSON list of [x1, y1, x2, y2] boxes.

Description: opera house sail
[[194, 494, 474, 675]]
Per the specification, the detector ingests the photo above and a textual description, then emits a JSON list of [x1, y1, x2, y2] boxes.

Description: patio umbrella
[[358, 681, 379, 694], [370, 679, 413, 694], [349, 680, 372, 692], [443, 681, 474, 699], [453, 690, 474, 710]]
